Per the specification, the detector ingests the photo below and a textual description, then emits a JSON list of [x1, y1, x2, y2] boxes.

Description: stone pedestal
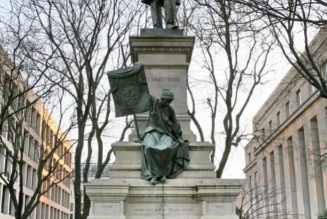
[[129, 29, 196, 141], [86, 178, 243, 219], [85, 142, 244, 219], [85, 30, 244, 219]]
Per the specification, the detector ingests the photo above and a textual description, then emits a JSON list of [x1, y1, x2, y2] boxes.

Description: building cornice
[[254, 90, 322, 155]]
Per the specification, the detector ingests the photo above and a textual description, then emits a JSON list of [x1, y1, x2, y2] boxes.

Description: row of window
[[0, 185, 15, 216], [0, 150, 70, 210], [23, 132, 40, 161], [258, 61, 327, 143], [260, 83, 315, 142], [1, 117, 71, 169], [49, 184, 70, 208], [42, 122, 71, 168], [1, 92, 72, 168], [248, 112, 326, 217], [42, 179, 70, 207], [25, 100, 41, 135], [0, 146, 70, 188], [38, 202, 70, 219], [0, 182, 70, 219]]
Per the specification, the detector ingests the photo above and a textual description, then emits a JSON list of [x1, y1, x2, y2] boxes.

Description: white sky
[[0, 1, 311, 179]]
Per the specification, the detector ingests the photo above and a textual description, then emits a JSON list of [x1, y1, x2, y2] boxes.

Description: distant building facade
[[0, 49, 72, 219], [244, 29, 327, 218]]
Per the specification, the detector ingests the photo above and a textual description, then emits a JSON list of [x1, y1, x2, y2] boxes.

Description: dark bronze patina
[[141, 0, 180, 29], [108, 66, 189, 185]]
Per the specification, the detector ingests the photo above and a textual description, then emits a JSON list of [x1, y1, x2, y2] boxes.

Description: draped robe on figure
[[141, 97, 189, 181]]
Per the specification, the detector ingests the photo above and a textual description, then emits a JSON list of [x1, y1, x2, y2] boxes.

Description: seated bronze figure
[[141, 89, 189, 185]]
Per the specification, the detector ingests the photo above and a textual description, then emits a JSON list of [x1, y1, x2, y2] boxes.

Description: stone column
[[129, 29, 196, 141]]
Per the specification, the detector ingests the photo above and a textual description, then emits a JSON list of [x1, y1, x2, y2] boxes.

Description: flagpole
[[133, 114, 142, 141]]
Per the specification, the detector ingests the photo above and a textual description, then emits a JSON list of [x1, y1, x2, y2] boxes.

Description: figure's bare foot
[[151, 177, 158, 185], [160, 176, 167, 183], [166, 24, 178, 29]]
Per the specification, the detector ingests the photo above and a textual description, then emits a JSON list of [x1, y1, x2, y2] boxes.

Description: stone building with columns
[[243, 29, 327, 219]]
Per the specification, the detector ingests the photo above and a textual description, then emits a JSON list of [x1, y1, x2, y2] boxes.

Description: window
[[270, 151, 277, 212], [277, 111, 281, 127], [23, 132, 29, 155], [297, 127, 311, 216], [262, 156, 269, 213], [278, 144, 287, 214], [296, 89, 302, 108], [7, 117, 15, 143], [25, 101, 32, 124], [4, 151, 12, 174], [0, 147, 5, 173], [254, 171, 258, 214], [11, 84, 19, 111], [31, 108, 37, 131], [261, 128, 265, 141], [1, 186, 10, 213], [249, 175, 252, 200], [309, 83, 317, 95], [32, 169, 37, 189], [322, 61, 327, 79], [2, 119, 8, 138], [27, 165, 32, 189], [268, 120, 272, 134], [28, 137, 34, 159], [285, 101, 290, 118], [287, 136, 298, 213], [0, 184, 2, 211], [36, 113, 41, 135], [34, 142, 40, 161], [22, 162, 27, 187]]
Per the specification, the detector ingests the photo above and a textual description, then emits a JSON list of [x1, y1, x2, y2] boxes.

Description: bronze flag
[[108, 64, 151, 117]]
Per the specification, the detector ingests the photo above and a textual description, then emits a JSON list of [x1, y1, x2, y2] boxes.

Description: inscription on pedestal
[[149, 76, 180, 82], [127, 203, 201, 217], [206, 202, 234, 215], [93, 202, 121, 214]]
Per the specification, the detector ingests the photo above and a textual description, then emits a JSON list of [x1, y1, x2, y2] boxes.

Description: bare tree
[[1, 0, 146, 218], [235, 181, 297, 219], [186, 0, 274, 177], [235, 0, 327, 98], [0, 15, 73, 219]]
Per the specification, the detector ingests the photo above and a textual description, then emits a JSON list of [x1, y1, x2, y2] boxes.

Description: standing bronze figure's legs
[[150, 0, 163, 28], [164, 0, 177, 29]]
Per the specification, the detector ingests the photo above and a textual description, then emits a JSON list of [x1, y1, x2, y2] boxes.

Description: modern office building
[[244, 29, 327, 218], [0, 48, 72, 219]]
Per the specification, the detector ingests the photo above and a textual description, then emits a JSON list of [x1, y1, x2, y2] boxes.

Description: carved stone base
[[85, 142, 244, 219], [86, 178, 243, 219]]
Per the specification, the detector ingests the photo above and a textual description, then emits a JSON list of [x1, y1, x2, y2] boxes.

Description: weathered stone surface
[[108, 142, 215, 179], [129, 35, 196, 141], [86, 141, 245, 219], [86, 178, 244, 219], [140, 28, 184, 37]]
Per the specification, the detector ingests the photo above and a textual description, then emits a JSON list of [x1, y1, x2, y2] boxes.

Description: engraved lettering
[[167, 77, 180, 82]]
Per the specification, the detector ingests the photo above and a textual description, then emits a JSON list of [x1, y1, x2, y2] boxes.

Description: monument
[[85, 2, 244, 218]]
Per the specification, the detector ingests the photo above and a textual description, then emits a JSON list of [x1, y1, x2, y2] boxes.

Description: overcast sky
[[0, 1, 310, 179]]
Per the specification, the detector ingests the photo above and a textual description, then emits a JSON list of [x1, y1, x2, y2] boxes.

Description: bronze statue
[[142, 0, 180, 29], [141, 89, 189, 185], [108, 66, 189, 185]]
